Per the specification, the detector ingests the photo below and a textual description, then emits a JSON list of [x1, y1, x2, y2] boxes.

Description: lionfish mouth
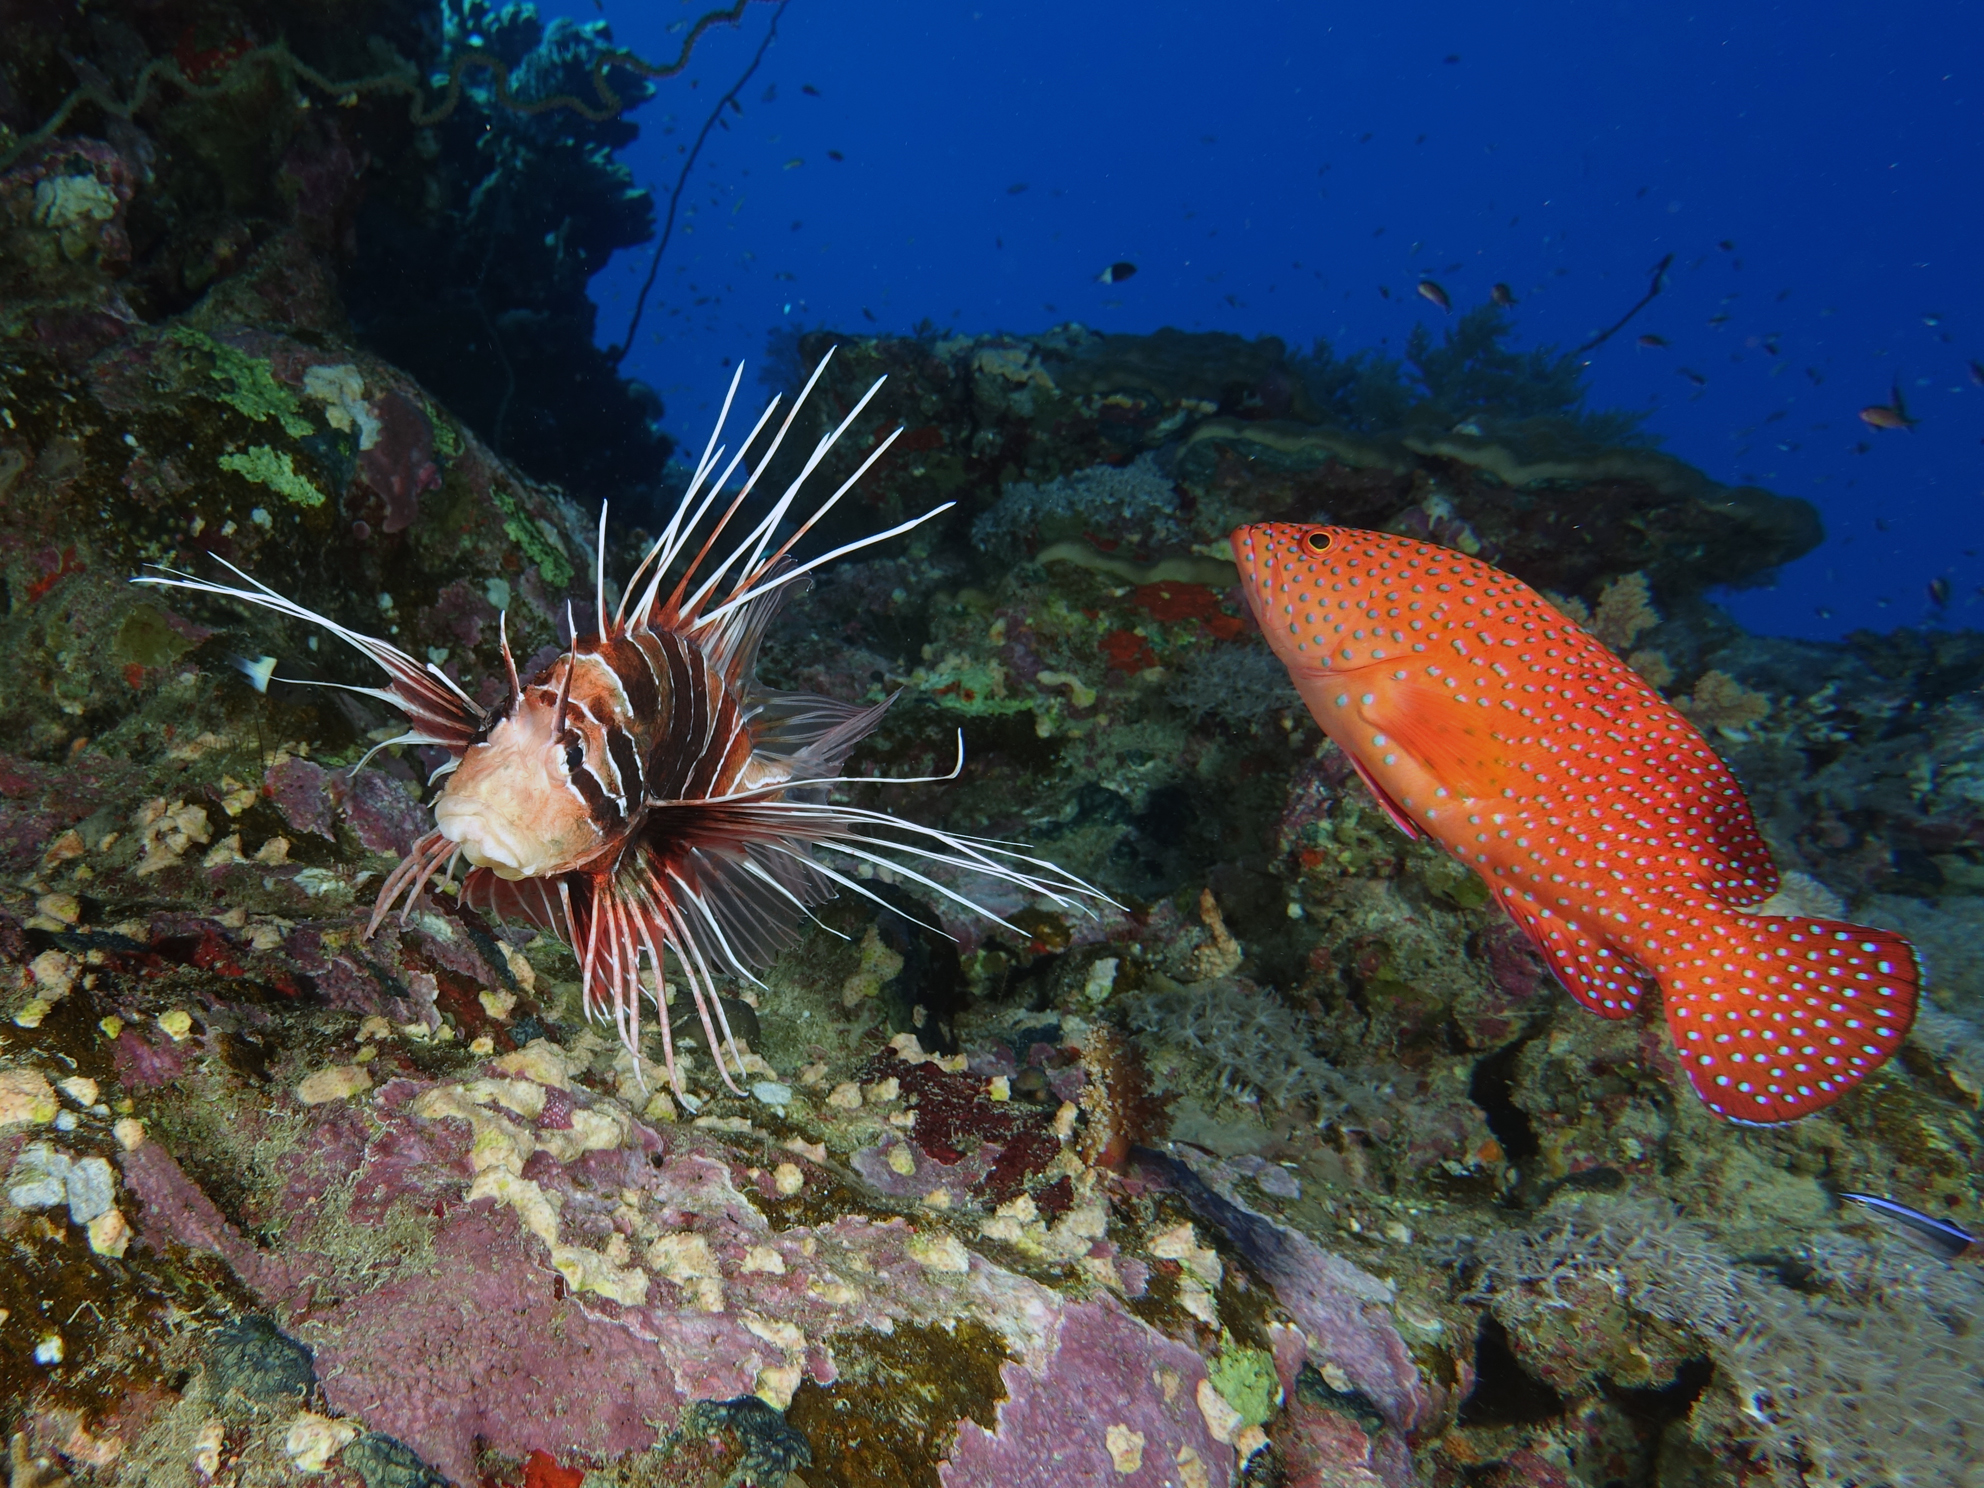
[[134, 349, 1117, 1098], [432, 800, 528, 879]]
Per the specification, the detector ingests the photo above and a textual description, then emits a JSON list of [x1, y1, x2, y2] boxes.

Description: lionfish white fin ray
[[728, 410, 904, 601], [498, 609, 521, 704], [677, 355, 871, 618], [629, 388, 780, 622], [665, 351, 843, 616], [693, 499, 956, 632], [594, 501, 611, 642], [756, 843, 957, 940], [713, 374, 894, 606]]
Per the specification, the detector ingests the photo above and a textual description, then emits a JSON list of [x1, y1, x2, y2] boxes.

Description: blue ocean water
[[543, 0, 1979, 641]]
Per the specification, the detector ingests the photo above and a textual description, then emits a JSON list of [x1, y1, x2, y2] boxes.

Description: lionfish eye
[[563, 742, 585, 774], [1303, 529, 1333, 554]]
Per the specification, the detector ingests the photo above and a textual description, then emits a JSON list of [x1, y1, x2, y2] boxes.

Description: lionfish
[[1234, 521, 1921, 1124], [143, 355, 1103, 1093]]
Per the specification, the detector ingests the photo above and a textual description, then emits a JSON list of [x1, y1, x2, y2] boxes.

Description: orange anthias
[[1232, 522, 1920, 1124]]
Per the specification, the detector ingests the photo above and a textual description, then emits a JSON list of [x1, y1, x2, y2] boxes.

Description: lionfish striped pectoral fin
[[132, 559, 488, 753]]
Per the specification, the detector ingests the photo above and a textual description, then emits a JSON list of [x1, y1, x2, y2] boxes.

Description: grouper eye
[[1303, 529, 1333, 554], [563, 742, 585, 774]]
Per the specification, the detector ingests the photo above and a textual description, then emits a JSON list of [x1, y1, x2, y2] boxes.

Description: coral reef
[[971, 453, 1190, 562], [2, 7, 1983, 1484], [1474, 1196, 1984, 1485]]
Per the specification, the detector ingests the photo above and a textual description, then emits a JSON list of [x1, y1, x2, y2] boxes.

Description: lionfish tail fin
[[1656, 901, 1919, 1124], [134, 564, 484, 751]]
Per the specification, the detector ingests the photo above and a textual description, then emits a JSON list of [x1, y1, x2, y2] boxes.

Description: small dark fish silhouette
[[1678, 367, 1707, 386], [801, 84, 821, 96], [1929, 577, 1952, 608], [1417, 279, 1451, 312], [827, 150, 844, 161], [1840, 1192, 1975, 1261], [1378, 285, 1391, 299], [1096, 261, 1137, 284], [1637, 334, 1669, 349], [1491, 282, 1516, 307], [1968, 359, 1984, 387], [1860, 382, 1919, 430], [1718, 239, 1736, 251]]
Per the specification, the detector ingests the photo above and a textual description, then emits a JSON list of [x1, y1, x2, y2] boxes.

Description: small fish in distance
[[1096, 261, 1137, 284], [1490, 283, 1516, 307], [1859, 381, 1919, 430], [1928, 576, 1951, 609], [1637, 334, 1669, 349], [1968, 359, 1984, 388], [1678, 367, 1707, 386], [1839, 1192, 1975, 1261], [1416, 279, 1451, 312], [1231, 523, 1920, 1124]]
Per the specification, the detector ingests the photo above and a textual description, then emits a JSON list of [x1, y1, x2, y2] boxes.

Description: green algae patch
[[168, 327, 313, 437], [906, 652, 1037, 717], [219, 445, 323, 507], [429, 410, 463, 459], [1207, 1340, 1279, 1429], [489, 483, 574, 588]]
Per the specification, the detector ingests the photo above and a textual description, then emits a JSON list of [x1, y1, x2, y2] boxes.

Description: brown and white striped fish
[[141, 354, 1106, 1093]]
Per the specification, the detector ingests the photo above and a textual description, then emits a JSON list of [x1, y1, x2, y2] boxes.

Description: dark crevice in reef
[[1606, 1354, 1715, 1428], [1468, 1036, 1542, 1166], [1456, 1315, 1565, 1427], [1605, 1356, 1717, 1488]]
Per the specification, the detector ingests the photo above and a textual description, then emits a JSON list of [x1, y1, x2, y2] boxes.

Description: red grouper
[[1232, 522, 1921, 1124]]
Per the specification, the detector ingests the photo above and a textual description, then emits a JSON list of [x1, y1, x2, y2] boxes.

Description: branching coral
[[1589, 572, 1659, 652], [1127, 978, 1382, 1123], [1681, 669, 1771, 731], [972, 454, 1188, 561], [1295, 305, 1656, 446], [1474, 1197, 1984, 1487], [1173, 643, 1299, 726]]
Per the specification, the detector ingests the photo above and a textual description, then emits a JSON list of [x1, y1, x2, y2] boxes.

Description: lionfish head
[[434, 657, 612, 881]]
